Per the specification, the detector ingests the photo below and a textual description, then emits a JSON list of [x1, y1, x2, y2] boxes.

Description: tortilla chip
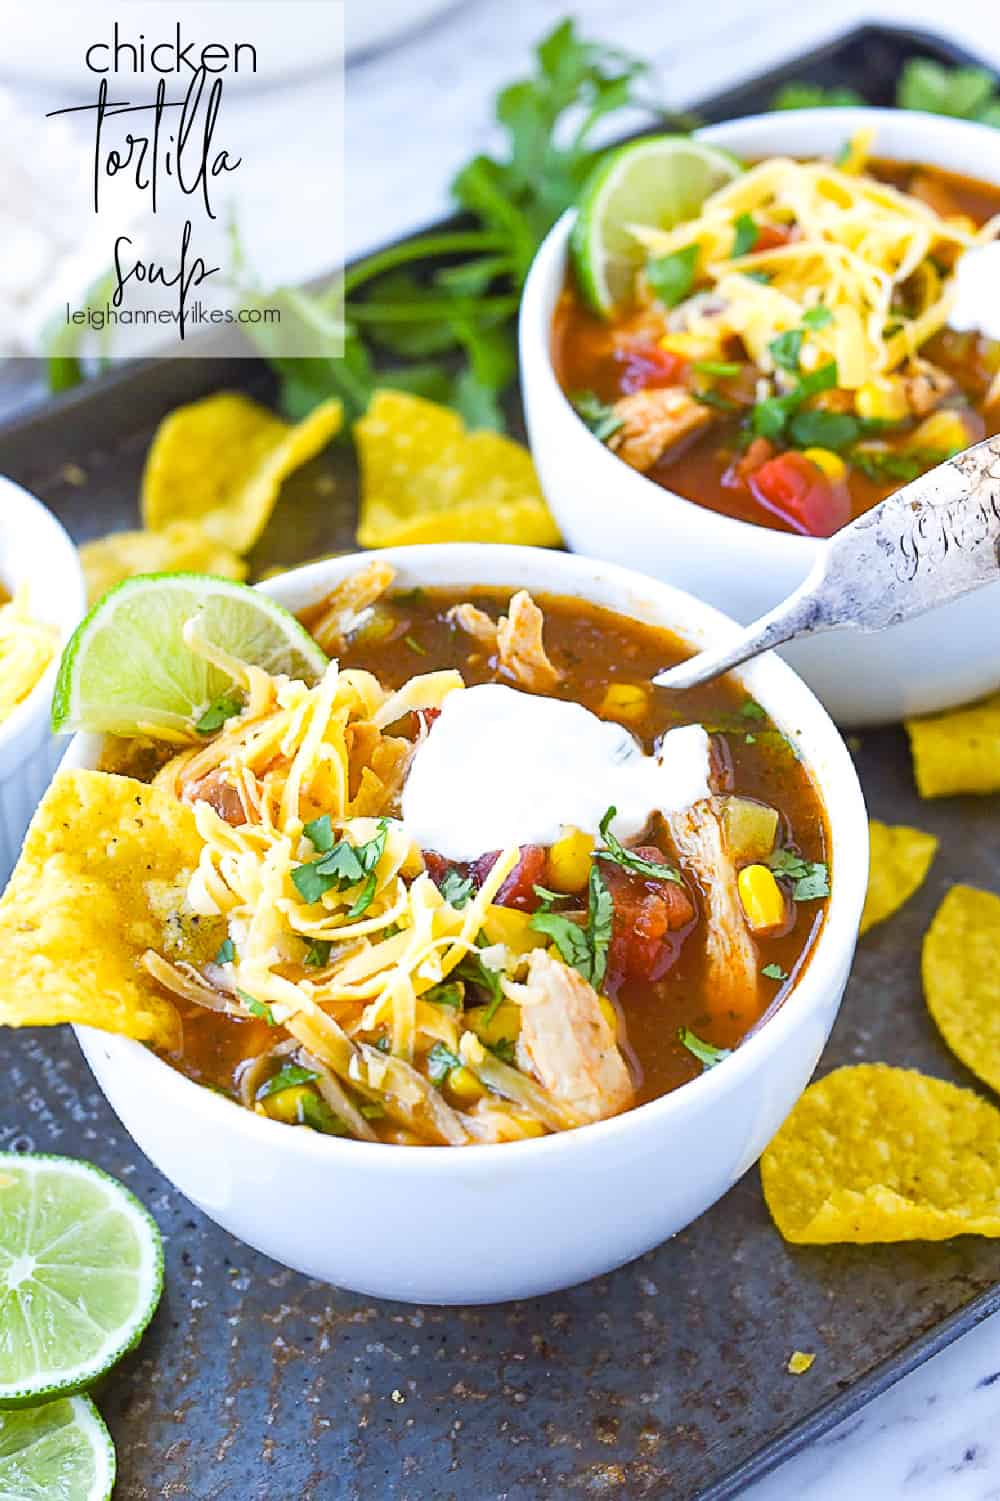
[[787, 1352, 814, 1375], [923, 884, 1000, 1095], [0, 769, 208, 1047], [760, 1064, 1000, 1243], [355, 389, 562, 548], [906, 693, 1000, 798], [860, 820, 937, 936], [80, 520, 247, 605], [142, 393, 342, 554]]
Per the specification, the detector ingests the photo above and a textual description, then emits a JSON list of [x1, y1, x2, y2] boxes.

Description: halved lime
[[0, 1154, 163, 1407], [52, 572, 328, 737], [570, 135, 742, 316], [0, 1397, 115, 1501]]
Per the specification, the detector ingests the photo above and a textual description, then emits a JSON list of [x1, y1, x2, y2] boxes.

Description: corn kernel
[[446, 1066, 486, 1104], [467, 999, 521, 1049], [511, 1116, 546, 1139], [480, 906, 545, 955], [802, 447, 846, 481], [947, 213, 977, 236], [910, 410, 970, 454], [598, 996, 618, 1037], [547, 826, 595, 894], [855, 381, 909, 423], [262, 1085, 314, 1125], [737, 864, 786, 931], [659, 332, 720, 360], [599, 682, 649, 723]]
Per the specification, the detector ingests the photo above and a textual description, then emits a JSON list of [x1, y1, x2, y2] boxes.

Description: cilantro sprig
[[571, 390, 624, 442], [594, 806, 683, 885], [531, 863, 613, 989], [678, 1027, 732, 1069], [292, 819, 390, 916], [195, 694, 243, 736], [767, 848, 830, 901]]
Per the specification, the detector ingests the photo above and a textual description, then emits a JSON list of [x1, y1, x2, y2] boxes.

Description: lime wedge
[[570, 135, 742, 316], [0, 1154, 163, 1407], [0, 1397, 115, 1501], [52, 572, 328, 738]]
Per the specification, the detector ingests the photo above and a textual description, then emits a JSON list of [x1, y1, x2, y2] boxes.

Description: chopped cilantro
[[789, 409, 860, 451], [646, 244, 699, 308], [297, 1092, 349, 1136], [752, 360, 838, 440], [767, 848, 830, 901], [762, 962, 789, 981], [427, 1041, 463, 1085], [849, 446, 951, 484], [533, 865, 613, 988], [439, 869, 475, 908], [304, 938, 332, 968], [745, 270, 772, 284], [258, 1064, 319, 1099], [694, 360, 742, 378], [802, 304, 833, 330], [693, 388, 740, 413], [215, 937, 235, 965], [741, 699, 766, 721], [424, 981, 464, 1010], [195, 694, 243, 735], [488, 1037, 518, 1065], [768, 329, 804, 372], [360, 1100, 386, 1120], [678, 1027, 732, 1069], [571, 390, 623, 443], [304, 814, 334, 853], [532, 883, 571, 905], [455, 947, 503, 1022], [732, 212, 758, 258], [237, 989, 276, 1027], [745, 733, 756, 745], [594, 805, 683, 885], [404, 634, 427, 656], [292, 819, 390, 912]]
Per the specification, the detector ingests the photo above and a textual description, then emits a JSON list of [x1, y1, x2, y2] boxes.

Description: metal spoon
[[653, 434, 1000, 692]]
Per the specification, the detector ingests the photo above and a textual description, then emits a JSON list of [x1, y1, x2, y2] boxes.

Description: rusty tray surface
[[2, 26, 999, 1500]]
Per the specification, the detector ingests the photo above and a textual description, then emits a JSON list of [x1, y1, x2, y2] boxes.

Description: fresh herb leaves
[[455, 948, 504, 1022], [752, 361, 838, 440], [762, 962, 789, 981], [215, 938, 235, 965], [304, 814, 335, 852], [531, 863, 613, 988], [767, 848, 831, 901], [678, 1027, 732, 1069], [772, 83, 865, 111], [571, 389, 624, 442], [594, 806, 683, 884], [732, 212, 759, 258], [439, 869, 475, 908], [694, 360, 742, 379], [304, 938, 333, 968], [258, 1064, 319, 1099], [768, 329, 804, 371], [292, 819, 390, 913], [424, 981, 464, 1010], [237, 989, 276, 1026], [646, 244, 700, 308], [897, 60, 1000, 126], [849, 445, 951, 483], [427, 1041, 464, 1085], [802, 304, 833, 330], [195, 695, 243, 736], [740, 698, 766, 721]]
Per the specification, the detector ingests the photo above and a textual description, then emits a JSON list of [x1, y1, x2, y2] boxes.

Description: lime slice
[[52, 572, 328, 737], [0, 1397, 115, 1501], [0, 1154, 163, 1407], [570, 134, 742, 316]]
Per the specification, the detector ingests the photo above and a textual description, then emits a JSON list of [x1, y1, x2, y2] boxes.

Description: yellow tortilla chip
[[142, 392, 342, 554], [760, 1064, 1000, 1244], [923, 884, 1000, 1095], [860, 820, 937, 936], [80, 520, 247, 605], [906, 692, 1000, 798], [355, 389, 562, 548], [787, 1351, 815, 1375], [0, 768, 209, 1047]]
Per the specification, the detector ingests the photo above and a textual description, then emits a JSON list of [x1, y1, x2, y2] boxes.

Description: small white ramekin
[[520, 109, 1000, 727], [0, 477, 86, 885], [66, 545, 868, 1304]]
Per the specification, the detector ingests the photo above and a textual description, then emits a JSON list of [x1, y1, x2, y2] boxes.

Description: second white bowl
[[520, 108, 1000, 727]]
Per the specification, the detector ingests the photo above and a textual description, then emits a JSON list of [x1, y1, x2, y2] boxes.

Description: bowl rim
[[70, 542, 869, 1170], [0, 477, 86, 754], [520, 104, 1000, 557]]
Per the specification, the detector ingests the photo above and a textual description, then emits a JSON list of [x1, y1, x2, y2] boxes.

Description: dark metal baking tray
[[2, 25, 998, 1501]]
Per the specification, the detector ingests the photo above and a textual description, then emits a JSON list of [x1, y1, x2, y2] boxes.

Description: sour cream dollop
[[948, 242, 1000, 341], [401, 683, 711, 861]]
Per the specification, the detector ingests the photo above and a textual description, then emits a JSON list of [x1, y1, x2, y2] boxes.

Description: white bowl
[[67, 544, 868, 1304], [0, 478, 85, 885], [520, 108, 1000, 727]]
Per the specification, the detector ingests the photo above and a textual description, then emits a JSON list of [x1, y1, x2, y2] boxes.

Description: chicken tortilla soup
[[62, 564, 826, 1146], [555, 136, 1000, 536]]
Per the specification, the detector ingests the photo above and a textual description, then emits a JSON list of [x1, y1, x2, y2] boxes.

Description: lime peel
[[0, 1396, 116, 1501]]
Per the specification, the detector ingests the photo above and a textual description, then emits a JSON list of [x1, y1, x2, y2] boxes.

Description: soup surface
[[130, 575, 830, 1144], [555, 154, 1000, 536]]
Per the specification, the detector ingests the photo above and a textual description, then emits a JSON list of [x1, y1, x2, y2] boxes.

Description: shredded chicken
[[903, 359, 956, 418], [608, 388, 713, 472], [665, 798, 759, 1020], [446, 603, 499, 649], [496, 590, 562, 692], [517, 950, 635, 1125], [311, 560, 396, 654]]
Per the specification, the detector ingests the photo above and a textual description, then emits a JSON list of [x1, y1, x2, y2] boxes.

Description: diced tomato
[[722, 436, 774, 490], [416, 707, 441, 734], [423, 845, 547, 912], [603, 847, 696, 989], [749, 451, 851, 537], [615, 342, 689, 395], [754, 223, 793, 252]]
